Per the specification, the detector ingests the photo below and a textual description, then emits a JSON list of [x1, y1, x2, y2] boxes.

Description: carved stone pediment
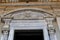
[[3, 10, 53, 19]]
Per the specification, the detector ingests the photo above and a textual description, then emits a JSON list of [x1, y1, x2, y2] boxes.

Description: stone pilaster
[[1, 30, 8, 40], [46, 18, 57, 40], [1, 18, 11, 40]]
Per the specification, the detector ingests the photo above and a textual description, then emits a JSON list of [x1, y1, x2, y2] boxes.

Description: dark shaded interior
[[14, 29, 44, 40]]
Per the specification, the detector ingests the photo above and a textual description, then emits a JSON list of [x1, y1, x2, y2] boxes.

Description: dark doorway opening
[[14, 29, 44, 40]]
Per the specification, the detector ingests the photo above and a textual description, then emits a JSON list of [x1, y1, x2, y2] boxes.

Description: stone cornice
[[0, 2, 60, 6]]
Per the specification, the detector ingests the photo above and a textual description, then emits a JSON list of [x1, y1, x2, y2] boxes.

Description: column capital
[[45, 17, 54, 25], [45, 17, 54, 21], [3, 19, 11, 24]]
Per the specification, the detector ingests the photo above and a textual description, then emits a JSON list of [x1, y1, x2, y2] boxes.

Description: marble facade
[[0, 8, 58, 40]]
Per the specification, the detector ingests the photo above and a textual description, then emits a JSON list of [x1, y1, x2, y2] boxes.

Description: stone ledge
[[0, 2, 60, 6]]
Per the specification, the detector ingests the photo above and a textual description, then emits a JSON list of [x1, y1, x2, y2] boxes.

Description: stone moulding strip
[[0, 2, 59, 6]]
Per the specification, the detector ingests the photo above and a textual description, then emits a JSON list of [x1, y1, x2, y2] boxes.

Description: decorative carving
[[1, 18, 11, 40], [1, 24, 9, 40], [1, 9, 55, 40], [3, 10, 53, 20], [24, 11, 31, 18], [46, 18, 57, 40], [1, 30, 8, 40]]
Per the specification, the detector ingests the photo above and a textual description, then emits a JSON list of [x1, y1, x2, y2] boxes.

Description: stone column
[[46, 18, 57, 40]]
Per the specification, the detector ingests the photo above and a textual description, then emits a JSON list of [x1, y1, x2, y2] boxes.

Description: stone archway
[[1, 8, 57, 40]]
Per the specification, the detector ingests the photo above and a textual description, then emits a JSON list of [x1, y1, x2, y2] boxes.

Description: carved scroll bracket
[[46, 18, 57, 40], [1, 18, 12, 40]]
